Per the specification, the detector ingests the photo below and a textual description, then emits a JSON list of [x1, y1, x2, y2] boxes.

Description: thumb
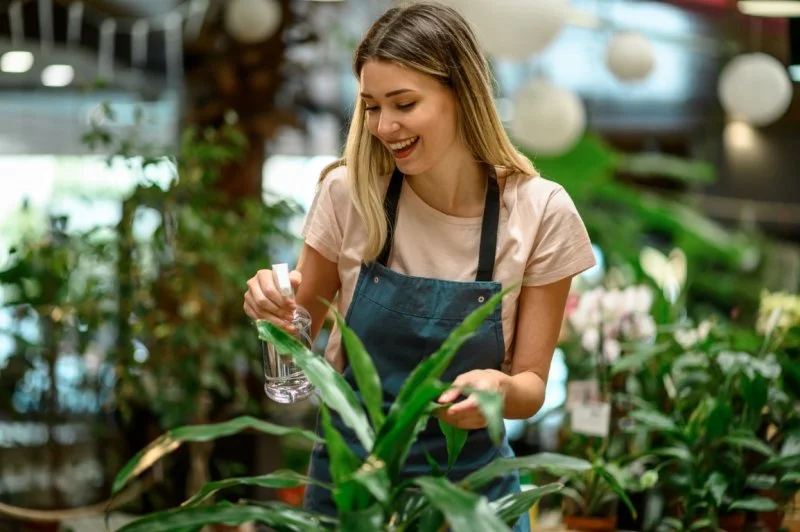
[[289, 270, 302, 289]]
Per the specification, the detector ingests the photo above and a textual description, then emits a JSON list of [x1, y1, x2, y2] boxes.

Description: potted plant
[[106, 289, 590, 531]]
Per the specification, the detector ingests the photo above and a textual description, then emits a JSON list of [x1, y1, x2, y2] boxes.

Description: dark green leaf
[[416, 506, 446, 532], [351, 456, 391, 506], [490, 482, 563, 524], [660, 517, 685, 530], [438, 419, 469, 472], [705, 472, 728, 507], [389, 286, 515, 419], [415, 476, 511, 532], [629, 410, 677, 432], [740, 374, 769, 415], [650, 446, 693, 463], [610, 343, 667, 375], [112, 415, 321, 495], [461, 453, 591, 491], [781, 472, 800, 484], [721, 435, 776, 457], [746, 474, 777, 490], [118, 502, 327, 532], [329, 304, 385, 432], [688, 519, 714, 530], [318, 404, 365, 512], [461, 387, 504, 446], [596, 465, 636, 518], [728, 496, 779, 512], [182, 470, 327, 507], [258, 321, 374, 449], [339, 503, 385, 530], [706, 400, 733, 441]]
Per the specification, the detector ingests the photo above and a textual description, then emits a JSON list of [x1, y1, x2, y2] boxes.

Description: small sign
[[566, 379, 600, 411], [571, 402, 611, 437]]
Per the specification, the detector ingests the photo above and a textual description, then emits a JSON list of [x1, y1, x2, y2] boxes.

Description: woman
[[244, 2, 596, 529]]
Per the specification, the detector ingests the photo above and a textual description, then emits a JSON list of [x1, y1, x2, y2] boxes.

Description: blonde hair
[[320, 1, 535, 262]]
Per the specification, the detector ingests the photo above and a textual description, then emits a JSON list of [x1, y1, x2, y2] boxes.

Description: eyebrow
[[359, 88, 415, 99]]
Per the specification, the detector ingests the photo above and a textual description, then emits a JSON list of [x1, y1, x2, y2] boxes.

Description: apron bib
[[304, 166, 529, 531]]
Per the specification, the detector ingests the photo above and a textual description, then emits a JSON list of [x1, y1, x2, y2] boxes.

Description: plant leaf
[[461, 452, 591, 491], [318, 404, 368, 513], [351, 456, 391, 506], [438, 419, 469, 472], [257, 321, 374, 449], [112, 415, 321, 495], [461, 387, 505, 446], [118, 502, 329, 532], [389, 286, 514, 418], [338, 502, 385, 530], [182, 470, 328, 507], [689, 519, 714, 530], [610, 343, 667, 374], [628, 409, 677, 432], [720, 435, 776, 457], [329, 303, 385, 432], [414, 476, 511, 532], [746, 474, 777, 490], [728, 496, 779, 512], [490, 482, 563, 524], [781, 472, 800, 484], [705, 472, 728, 507], [595, 465, 636, 518]]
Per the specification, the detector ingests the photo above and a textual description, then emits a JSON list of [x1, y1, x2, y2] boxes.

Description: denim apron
[[304, 166, 529, 532]]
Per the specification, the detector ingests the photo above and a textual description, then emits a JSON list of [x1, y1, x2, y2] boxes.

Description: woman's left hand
[[435, 369, 510, 430]]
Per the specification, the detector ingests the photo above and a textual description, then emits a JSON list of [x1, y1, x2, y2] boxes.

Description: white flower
[[634, 314, 657, 342], [603, 338, 621, 363], [581, 328, 600, 352], [602, 289, 624, 321]]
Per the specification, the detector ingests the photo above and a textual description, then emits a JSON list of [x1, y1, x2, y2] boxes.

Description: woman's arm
[[503, 276, 573, 419], [295, 243, 341, 342]]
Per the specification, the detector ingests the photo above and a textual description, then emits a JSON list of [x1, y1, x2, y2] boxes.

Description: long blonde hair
[[320, 1, 535, 262]]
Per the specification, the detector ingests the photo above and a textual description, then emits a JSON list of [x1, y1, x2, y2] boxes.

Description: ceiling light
[[737, 1, 800, 17], [1, 51, 34, 73], [41, 64, 75, 87]]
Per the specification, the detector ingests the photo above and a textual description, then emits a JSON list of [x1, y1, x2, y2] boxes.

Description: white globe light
[[456, 0, 568, 60], [225, 0, 282, 44], [605, 31, 655, 83], [510, 81, 586, 156], [717, 52, 793, 127]]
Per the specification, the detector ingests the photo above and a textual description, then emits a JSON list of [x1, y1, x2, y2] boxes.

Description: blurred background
[[0, 0, 798, 530]]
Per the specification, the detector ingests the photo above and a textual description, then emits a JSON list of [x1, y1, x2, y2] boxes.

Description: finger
[[249, 275, 293, 320], [256, 270, 293, 310], [289, 270, 302, 289], [447, 395, 479, 416], [438, 386, 462, 404]]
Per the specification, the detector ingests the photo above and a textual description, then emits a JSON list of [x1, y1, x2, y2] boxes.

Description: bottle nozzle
[[272, 263, 294, 299]]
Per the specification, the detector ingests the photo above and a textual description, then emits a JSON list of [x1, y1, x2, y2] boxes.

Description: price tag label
[[571, 401, 611, 437]]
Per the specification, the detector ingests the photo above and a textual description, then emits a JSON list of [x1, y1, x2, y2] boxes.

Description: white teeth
[[389, 137, 418, 150]]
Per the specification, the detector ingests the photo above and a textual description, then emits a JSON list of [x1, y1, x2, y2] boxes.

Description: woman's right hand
[[244, 268, 303, 332]]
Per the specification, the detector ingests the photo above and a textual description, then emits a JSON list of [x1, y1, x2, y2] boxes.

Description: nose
[[376, 112, 400, 138]]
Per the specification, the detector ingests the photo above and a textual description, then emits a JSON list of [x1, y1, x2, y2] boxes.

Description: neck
[[406, 150, 485, 217]]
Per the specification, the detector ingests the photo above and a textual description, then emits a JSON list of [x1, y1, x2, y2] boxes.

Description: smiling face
[[359, 59, 465, 176]]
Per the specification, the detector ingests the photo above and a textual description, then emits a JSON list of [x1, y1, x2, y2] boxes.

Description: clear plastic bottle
[[262, 263, 315, 403]]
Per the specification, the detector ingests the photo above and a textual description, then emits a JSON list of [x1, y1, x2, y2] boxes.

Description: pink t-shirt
[[301, 165, 596, 373]]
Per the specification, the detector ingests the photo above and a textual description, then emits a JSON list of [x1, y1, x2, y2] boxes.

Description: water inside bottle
[[262, 308, 315, 403]]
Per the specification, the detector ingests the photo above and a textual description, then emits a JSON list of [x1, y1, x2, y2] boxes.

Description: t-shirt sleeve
[[524, 186, 596, 286], [301, 166, 347, 263]]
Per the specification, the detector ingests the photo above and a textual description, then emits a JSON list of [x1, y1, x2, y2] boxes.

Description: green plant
[[109, 289, 592, 531], [554, 455, 640, 519]]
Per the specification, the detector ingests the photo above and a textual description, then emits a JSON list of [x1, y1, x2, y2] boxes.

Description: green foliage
[[111, 288, 587, 531]]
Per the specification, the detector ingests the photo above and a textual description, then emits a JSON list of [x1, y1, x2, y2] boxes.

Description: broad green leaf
[[438, 419, 468, 472], [339, 502, 385, 530], [318, 404, 366, 512], [352, 456, 391, 506], [595, 465, 636, 518], [182, 470, 328, 507], [689, 519, 714, 530], [118, 502, 328, 532], [389, 286, 514, 418], [416, 506, 446, 532], [373, 381, 449, 479], [329, 304, 384, 432], [258, 321, 374, 449], [746, 474, 777, 490], [705, 472, 728, 507], [706, 400, 733, 441], [629, 409, 678, 433], [112, 415, 321, 495], [414, 476, 511, 532], [761, 453, 800, 471], [720, 435, 776, 457], [650, 445, 693, 463], [463, 387, 505, 446], [461, 452, 591, 491], [660, 517, 685, 530], [781, 472, 800, 484], [728, 496, 779, 512], [490, 483, 563, 524], [610, 343, 667, 375], [391, 488, 428, 526]]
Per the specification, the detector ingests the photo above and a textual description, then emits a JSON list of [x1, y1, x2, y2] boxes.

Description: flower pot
[[718, 512, 746, 532], [563, 514, 618, 531], [275, 485, 306, 507]]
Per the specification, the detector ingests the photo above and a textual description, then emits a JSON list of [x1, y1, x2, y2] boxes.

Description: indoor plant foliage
[[109, 289, 594, 531]]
